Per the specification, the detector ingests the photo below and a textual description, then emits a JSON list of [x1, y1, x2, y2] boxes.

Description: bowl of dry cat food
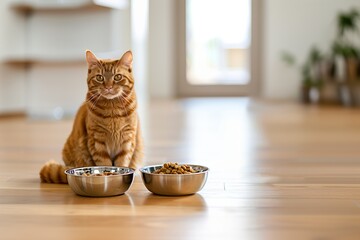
[[65, 166, 135, 197], [139, 162, 209, 196]]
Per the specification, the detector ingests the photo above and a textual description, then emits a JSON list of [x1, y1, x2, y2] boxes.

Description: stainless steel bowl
[[65, 166, 135, 197], [139, 164, 209, 196]]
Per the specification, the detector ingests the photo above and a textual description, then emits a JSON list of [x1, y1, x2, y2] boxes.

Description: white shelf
[[10, 0, 128, 11], [3, 54, 84, 64], [3, 51, 124, 64]]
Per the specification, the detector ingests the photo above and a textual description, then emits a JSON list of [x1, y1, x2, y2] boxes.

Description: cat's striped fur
[[40, 50, 143, 183]]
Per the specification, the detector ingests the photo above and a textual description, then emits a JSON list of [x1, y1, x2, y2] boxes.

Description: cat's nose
[[105, 85, 113, 90]]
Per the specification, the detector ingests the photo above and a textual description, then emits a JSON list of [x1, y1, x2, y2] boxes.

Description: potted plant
[[332, 8, 360, 105], [281, 47, 324, 103], [281, 8, 360, 106]]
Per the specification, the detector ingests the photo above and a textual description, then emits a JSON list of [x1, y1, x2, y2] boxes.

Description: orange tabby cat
[[39, 50, 143, 183]]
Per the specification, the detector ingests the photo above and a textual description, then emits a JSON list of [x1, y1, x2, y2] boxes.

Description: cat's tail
[[39, 160, 69, 184]]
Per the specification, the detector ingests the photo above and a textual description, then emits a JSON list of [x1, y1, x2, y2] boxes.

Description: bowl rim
[[64, 166, 136, 177], [139, 164, 209, 176]]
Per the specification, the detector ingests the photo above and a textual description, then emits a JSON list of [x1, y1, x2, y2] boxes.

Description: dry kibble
[[153, 162, 198, 174]]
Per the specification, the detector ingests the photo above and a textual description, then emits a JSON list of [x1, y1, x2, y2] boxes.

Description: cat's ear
[[85, 50, 99, 68], [119, 50, 133, 70]]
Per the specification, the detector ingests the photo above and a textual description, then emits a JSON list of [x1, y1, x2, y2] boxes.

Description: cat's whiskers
[[121, 92, 137, 114], [93, 93, 102, 108], [86, 89, 102, 109], [86, 96, 97, 107], [87, 93, 99, 102], [87, 89, 100, 98], [120, 95, 132, 106], [86, 92, 100, 109]]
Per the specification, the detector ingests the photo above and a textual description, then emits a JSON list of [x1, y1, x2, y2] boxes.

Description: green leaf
[[337, 9, 359, 37], [281, 51, 296, 66], [309, 47, 322, 64]]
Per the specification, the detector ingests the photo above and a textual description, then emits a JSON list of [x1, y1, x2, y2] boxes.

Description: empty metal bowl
[[139, 164, 209, 196], [65, 166, 135, 197]]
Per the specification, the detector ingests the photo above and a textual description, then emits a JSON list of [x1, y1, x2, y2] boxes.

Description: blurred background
[[0, 0, 360, 117]]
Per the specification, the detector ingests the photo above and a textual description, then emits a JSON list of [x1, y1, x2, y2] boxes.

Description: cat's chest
[[106, 141, 120, 159], [105, 123, 125, 159]]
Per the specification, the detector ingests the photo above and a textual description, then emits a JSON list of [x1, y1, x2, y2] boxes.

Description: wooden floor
[[1, 98, 360, 240]]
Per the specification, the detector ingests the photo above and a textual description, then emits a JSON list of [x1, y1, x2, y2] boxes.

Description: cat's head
[[85, 50, 134, 100]]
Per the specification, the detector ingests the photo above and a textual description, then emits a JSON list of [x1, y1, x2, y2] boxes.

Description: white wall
[[0, 0, 27, 113], [148, 0, 176, 99], [263, 0, 360, 100], [27, 63, 88, 118], [28, 10, 113, 57]]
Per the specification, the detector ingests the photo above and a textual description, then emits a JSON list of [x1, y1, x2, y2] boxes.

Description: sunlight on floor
[[183, 98, 252, 170]]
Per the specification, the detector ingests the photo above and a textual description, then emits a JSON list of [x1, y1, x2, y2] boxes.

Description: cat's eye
[[114, 74, 123, 82], [95, 75, 104, 82]]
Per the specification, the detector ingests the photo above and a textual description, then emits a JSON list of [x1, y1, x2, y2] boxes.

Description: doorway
[[177, 0, 262, 97]]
